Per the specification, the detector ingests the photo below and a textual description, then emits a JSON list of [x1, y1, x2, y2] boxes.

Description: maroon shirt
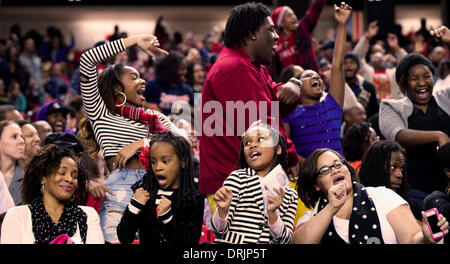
[[199, 47, 299, 194]]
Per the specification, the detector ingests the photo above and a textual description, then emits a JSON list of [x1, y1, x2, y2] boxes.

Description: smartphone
[[425, 208, 445, 240]]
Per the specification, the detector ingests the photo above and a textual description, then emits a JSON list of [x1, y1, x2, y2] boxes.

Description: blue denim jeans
[[99, 168, 146, 243]]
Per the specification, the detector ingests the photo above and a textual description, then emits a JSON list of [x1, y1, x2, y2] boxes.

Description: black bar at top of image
[[0, 0, 274, 7]]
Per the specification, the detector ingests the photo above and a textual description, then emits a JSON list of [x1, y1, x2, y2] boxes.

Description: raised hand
[[431, 26, 450, 44], [124, 34, 169, 58], [327, 182, 347, 213], [214, 186, 233, 218], [334, 2, 352, 26], [366, 20, 379, 41], [267, 187, 285, 213]]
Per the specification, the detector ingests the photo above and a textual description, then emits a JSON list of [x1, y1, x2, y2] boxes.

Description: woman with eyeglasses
[[291, 148, 448, 244]]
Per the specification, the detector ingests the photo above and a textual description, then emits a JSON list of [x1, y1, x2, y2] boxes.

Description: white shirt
[[297, 186, 407, 244], [1, 205, 104, 244], [433, 74, 450, 96], [0, 171, 14, 215]]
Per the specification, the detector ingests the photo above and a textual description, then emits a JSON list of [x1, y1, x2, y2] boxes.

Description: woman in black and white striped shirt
[[79, 34, 176, 243]]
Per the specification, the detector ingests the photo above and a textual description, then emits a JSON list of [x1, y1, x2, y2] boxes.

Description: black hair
[[342, 122, 372, 162], [297, 148, 358, 208], [438, 142, 450, 169], [155, 52, 185, 84], [22, 144, 87, 204], [358, 140, 410, 201], [224, 2, 271, 49], [237, 124, 288, 173], [438, 58, 450, 80], [278, 65, 298, 83], [185, 62, 202, 88], [140, 132, 198, 208], [97, 63, 126, 115]]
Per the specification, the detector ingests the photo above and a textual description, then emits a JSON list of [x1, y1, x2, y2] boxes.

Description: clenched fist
[[158, 196, 172, 216], [214, 186, 233, 219]]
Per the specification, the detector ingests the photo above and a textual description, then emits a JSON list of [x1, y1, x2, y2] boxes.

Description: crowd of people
[[0, 1, 449, 245]]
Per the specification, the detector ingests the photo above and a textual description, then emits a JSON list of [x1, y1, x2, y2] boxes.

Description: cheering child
[[211, 121, 298, 244], [117, 132, 204, 244]]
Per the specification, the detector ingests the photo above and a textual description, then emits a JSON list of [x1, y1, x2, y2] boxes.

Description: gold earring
[[115, 92, 127, 107]]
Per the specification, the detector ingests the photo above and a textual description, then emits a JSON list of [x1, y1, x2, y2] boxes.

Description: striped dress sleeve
[[270, 186, 298, 244]]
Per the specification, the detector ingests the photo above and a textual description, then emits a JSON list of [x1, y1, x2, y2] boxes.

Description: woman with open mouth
[[282, 1, 351, 167], [379, 45, 450, 206], [78, 33, 180, 243], [291, 148, 448, 244]]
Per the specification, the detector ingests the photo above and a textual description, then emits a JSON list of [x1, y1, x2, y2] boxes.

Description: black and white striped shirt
[[80, 39, 177, 158], [211, 168, 298, 244]]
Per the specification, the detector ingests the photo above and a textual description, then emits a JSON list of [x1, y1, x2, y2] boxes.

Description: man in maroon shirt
[[200, 2, 301, 213], [270, 0, 327, 80]]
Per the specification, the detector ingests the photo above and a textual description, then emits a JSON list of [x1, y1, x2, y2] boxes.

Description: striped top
[[79, 39, 177, 158], [283, 93, 343, 159], [211, 168, 298, 244]]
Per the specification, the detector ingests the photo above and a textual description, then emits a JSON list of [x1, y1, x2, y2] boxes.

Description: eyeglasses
[[317, 159, 344, 177]]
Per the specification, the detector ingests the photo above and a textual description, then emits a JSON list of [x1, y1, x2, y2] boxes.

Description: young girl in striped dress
[[211, 121, 298, 244]]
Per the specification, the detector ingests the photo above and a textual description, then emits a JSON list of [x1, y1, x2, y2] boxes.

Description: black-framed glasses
[[317, 159, 344, 177]]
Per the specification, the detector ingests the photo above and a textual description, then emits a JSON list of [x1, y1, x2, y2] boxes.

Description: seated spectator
[[1, 145, 104, 244], [0, 121, 25, 205], [7, 78, 27, 113], [36, 100, 70, 133], [144, 52, 194, 116], [38, 27, 75, 63], [186, 62, 205, 93], [292, 148, 448, 244], [18, 38, 43, 90], [32, 120, 52, 146], [342, 122, 378, 173], [0, 104, 23, 121], [344, 52, 379, 119], [342, 102, 367, 136], [428, 46, 446, 82], [433, 59, 450, 95], [15, 120, 41, 162], [379, 52, 450, 205], [359, 140, 422, 220]]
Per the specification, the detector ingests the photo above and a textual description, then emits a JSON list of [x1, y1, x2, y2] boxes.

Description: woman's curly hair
[[22, 144, 88, 204]]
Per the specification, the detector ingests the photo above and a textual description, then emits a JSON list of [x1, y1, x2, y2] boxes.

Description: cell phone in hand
[[425, 208, 445, 240]]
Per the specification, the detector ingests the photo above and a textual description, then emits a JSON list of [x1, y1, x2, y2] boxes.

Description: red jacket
[[199, 47, 299, 194]]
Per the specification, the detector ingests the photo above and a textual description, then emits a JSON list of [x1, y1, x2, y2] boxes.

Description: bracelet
[[288, 77, 303, 87]]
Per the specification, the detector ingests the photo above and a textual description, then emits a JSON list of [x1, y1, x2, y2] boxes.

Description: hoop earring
[[115, 92, 127, 107]]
